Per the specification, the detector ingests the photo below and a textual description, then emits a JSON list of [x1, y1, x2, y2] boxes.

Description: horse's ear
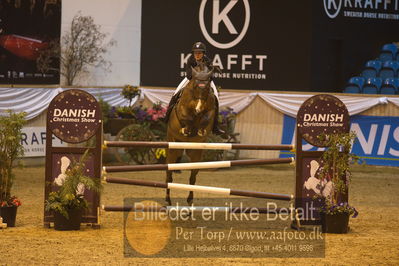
[[191, 66, 198, 77]]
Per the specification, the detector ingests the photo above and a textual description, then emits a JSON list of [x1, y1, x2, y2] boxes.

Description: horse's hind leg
[[186, 149, 203, 205], [165, 148, 184, 205]]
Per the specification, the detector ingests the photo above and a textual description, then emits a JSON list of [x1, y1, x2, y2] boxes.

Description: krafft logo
[[323, 0, 399, 20], [323, 0, 342, 18], [199, 0, 250, 49]]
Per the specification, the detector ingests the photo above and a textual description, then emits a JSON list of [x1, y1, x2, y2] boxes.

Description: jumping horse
[[165, 63, 217, 205]]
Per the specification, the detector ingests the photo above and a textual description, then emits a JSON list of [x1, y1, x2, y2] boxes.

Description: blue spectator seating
[[379, 61, 399, 79], [343, 43, 399, 94], [361, 60, 382, 78], [344, 76, 365, 93], [362, 77, 382, 94], [379, 43, 398, 62], [380, 78, 399, 95]]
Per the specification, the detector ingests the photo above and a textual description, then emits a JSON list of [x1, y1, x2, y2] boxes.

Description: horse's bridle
[[192, 80, 211, 101]]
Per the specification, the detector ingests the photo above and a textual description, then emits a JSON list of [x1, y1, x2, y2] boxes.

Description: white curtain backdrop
[[1, 87, 398, 120]]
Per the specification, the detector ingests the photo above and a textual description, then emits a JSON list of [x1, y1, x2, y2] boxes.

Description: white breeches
[[174, 78, 219, 100]]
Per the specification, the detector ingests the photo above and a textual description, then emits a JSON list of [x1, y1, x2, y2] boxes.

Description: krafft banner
[[280, 115, 399, 167], [141, 0, 311, 90], [0, 0, 61, 84], [21, 127, 65, 157], [323, 0, 399, 20]]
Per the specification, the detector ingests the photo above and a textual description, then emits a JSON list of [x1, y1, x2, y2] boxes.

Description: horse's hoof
[[198, 129, 207, 137], [180, 128, 190, 136]]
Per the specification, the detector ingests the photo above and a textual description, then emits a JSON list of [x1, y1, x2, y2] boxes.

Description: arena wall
[[17, 87, 398, 162]]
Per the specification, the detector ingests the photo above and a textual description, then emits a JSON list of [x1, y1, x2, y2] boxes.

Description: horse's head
[[190, 65, 214, 114], [171, 63, 217, 139]]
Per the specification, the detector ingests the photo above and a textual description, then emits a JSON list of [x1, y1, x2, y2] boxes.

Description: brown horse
[[165, 64, 216, 205]]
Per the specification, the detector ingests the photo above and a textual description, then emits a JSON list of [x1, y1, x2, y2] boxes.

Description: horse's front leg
[[187, 169, 199, 205], [179, 113, 195, 137], [165, 147, 184, 205], [197, 112, 213, 137], [186, 150, 203, 205]]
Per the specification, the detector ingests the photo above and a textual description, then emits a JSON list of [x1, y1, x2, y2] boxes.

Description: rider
[[165, 41, 225, 136]]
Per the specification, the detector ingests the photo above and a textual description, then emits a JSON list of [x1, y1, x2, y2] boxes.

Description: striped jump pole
[[103, 157, 295, 173], [102, 205, 293, 214], [104, 141, 294, 151], [103, 177, 294, 201]]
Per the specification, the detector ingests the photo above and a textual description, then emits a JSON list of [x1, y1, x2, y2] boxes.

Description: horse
[[165, 63, 216, 205]]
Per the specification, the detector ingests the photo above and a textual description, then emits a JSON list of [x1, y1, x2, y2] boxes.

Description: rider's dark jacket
[[185, 54, 212, 80]]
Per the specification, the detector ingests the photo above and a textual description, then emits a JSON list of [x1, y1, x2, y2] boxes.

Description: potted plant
[[103, 85, 142, 134], [116, 85, 141, 119], [121, 84, 141, 107], [317, 132, 359, 233], [45, 150, 102, 230], [115, 106, 134, 119], [113, 102, 167, 165], [0, 111, 26, 227]]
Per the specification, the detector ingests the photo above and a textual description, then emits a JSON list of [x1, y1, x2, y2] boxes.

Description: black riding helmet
[[192, 42, 206, 53]]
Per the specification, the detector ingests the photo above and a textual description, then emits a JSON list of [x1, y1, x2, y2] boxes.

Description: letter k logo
[[323, 0, 342, 18], [212, 0, 238, 34], [199, 0, 250, 49]]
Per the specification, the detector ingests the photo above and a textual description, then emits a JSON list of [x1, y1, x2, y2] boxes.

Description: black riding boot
[[212, 98, 226, 137], [165, 92, 181, 123]]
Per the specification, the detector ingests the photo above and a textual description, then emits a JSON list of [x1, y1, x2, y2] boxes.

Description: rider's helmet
[[192, 42, 206, 53]]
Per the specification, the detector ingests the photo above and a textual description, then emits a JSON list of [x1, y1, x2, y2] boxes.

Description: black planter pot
[[321, 212, 350, 234], [0, 206, 18, 227], [53, 208, 82, 231]]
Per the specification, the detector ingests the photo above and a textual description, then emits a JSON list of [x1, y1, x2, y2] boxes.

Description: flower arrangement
[[320, 201, 358, 218], [129, 102, 167, 139], [147, 103, 167, 122], [0, 195, 22, 207], [116, 106, 135, 119], [119, 102, 166, 123], [217, 107, 237, 134], [114, 85, 141, 118], [316, 131, 359, 217], [219, 107, 237, 125], [131, 105, 150, 122], [155, 148, 166, 163], [121, 85, 141, 107], [108, 106, 119, 119]]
